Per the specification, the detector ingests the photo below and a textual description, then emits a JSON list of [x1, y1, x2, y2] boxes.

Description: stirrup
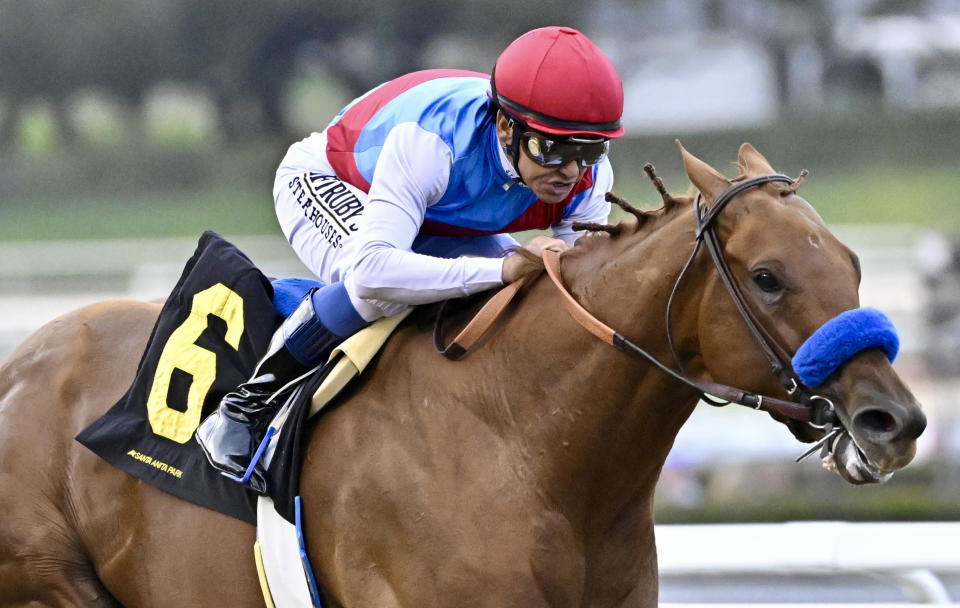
[[222, 364, 320, 490], [222, 426, 276, 489]]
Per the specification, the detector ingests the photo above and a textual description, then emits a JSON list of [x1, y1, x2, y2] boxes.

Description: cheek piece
[[791, 307, 900, 387]]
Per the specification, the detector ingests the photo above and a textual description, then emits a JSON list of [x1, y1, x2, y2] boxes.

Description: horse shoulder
[[0, 299, 162, 606], [1, 298, 159, 423], [302, 326, 581, 606]]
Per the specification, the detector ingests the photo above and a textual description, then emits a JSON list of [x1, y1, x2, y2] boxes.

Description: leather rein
[[435, 174, 837, 428]]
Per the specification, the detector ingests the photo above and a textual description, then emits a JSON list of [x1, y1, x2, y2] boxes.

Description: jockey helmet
[[490, 26, 625, 140]]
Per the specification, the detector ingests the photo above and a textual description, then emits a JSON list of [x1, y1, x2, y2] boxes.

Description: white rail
[[657, 522, 960, 603], [662, 605, 954, 607]]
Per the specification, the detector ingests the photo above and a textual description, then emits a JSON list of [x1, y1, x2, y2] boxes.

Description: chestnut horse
[[0, 144, 925, 607]]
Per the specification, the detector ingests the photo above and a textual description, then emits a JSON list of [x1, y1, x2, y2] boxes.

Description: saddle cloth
[[76, 230, 410, 521], [76, 231, 281, 523]]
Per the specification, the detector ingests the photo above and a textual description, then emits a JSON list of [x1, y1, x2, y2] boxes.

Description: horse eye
[[753, 270, 783, 292]]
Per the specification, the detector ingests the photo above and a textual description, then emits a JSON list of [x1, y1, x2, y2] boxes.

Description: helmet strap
[[503, 117, 526, 185]]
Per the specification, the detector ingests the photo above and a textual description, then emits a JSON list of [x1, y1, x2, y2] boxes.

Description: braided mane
[[572, 163, 692, 244], [574, 160, 810, 248]]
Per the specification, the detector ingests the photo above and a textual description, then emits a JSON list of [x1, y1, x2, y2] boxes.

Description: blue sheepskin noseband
[[792, 307, 899, 387]]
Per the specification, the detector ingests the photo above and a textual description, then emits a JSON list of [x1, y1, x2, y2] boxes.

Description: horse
[[0, 143, 926, 607]]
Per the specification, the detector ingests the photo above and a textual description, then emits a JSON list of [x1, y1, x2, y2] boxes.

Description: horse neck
[[488, 210, 706, 526]]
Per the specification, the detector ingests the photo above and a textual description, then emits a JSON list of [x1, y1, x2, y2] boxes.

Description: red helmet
[[491, 26, 625, 139]]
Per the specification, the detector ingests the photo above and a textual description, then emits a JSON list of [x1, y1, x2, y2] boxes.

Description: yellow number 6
[[146, 283, 245, 443]]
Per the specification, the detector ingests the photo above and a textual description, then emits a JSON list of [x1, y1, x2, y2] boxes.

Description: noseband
[[542, 174, 838, 429]]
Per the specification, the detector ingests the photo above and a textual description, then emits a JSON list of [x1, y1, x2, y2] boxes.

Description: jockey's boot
[[196, 282, 367, 494]]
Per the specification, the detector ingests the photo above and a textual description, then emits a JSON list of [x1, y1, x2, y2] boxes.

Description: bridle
[[540, 174, 837, 429], [435, 173, 839, 430]]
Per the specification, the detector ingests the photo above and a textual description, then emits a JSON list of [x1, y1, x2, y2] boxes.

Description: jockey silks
[[274, 70, 613, 322]]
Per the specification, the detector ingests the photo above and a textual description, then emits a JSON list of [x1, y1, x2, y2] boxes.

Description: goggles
[[521, 131, 609, 168]]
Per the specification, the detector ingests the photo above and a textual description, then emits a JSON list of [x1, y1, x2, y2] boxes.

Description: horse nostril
[[853, 408, 899, 439], [902, 408, 927, 440], [852, 405, 927, 442]]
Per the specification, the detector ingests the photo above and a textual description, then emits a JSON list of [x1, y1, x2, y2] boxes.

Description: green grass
[[799, 168, 960, 228], [2, 165, 957, 242], [3, 110, 960, 242], [611, 165, 960, 229], [0, 187, 280, 241]]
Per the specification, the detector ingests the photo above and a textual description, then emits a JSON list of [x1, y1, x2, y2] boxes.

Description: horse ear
[[677, 140, 729, 201], [737, 142, 776, 176]]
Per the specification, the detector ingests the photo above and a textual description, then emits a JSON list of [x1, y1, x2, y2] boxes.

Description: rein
[[434, 174, 837, 427], [541, 249, 833, 426]]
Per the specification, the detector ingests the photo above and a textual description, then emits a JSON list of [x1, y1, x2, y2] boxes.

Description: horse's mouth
[[821, 430, 893, 485]]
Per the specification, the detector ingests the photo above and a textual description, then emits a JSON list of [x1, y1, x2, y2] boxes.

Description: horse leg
[[78, 473, 265, 608], [0, 309, 128, 607], [0, 300, 262, 607], [0, 491, 120, 607]]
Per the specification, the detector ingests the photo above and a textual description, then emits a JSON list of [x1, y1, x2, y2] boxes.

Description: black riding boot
[[195, 294, 342, 494]]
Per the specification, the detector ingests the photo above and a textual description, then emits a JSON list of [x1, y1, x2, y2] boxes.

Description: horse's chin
[[821, 431, 893, 485]]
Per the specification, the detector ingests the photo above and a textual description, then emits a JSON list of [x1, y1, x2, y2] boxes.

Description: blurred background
[[1, 0, 959, 599]]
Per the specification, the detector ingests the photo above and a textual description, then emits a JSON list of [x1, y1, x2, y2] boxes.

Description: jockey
[[196, 25, 625, 494]]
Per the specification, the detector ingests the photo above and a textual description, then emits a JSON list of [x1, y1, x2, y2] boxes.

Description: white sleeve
[[551, 159, 614, 245], [349, 122, 505, 305]]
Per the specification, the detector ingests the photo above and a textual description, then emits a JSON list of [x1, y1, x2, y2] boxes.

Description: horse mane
[[571, 162, 693, 250], [571, 160, 811, 262]]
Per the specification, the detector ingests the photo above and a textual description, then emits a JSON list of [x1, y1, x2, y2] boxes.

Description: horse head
[[672, 142, 925, 484]]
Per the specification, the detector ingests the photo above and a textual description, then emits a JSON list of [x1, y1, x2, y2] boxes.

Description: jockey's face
[[496, 111, 587, 204]]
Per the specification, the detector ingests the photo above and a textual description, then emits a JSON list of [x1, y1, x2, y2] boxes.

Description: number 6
[[145, 284, 245, 443]]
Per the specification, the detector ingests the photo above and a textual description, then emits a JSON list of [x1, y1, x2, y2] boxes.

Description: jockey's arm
[[347, 126, 614, 312], [347, 124, 507, 310]]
